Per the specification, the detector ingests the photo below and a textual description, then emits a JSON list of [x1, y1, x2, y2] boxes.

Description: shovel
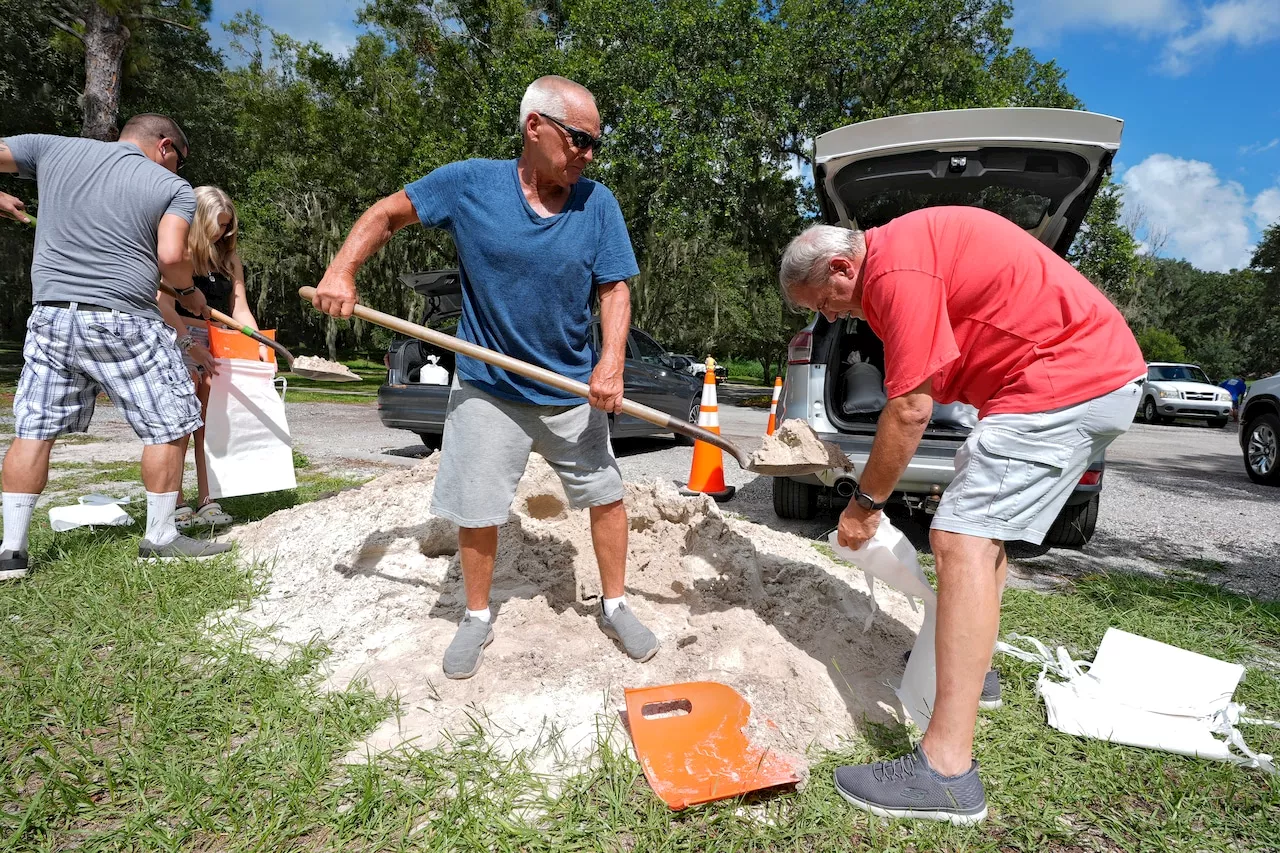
[[298, 286, 837, 475], [157, 282, 359, 382]]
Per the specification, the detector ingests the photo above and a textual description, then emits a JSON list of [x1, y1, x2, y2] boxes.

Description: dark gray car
[[377, 270, 702, 447]]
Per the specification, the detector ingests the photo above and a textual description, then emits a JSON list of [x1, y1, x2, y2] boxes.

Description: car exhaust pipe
[[834, 478, 856, 498]]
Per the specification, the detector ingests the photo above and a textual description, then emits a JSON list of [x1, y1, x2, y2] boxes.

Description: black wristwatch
[[176, 285, 199, 297], [852, 485, 887, 512]]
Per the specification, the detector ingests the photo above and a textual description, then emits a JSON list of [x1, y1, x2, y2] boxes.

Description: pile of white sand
[[225, 456, 925, 770]]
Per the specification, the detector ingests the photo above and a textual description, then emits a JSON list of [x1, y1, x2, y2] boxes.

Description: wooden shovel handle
[[157, 281, 295, 368], [297, 286, 751, 468]]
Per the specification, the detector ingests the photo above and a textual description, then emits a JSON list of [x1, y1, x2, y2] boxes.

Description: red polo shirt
[[859, 206, 1144, 417]]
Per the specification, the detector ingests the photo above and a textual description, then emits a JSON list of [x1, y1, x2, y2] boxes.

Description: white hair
[[517, 75, 595, 135], [778, 224, 866, 310]]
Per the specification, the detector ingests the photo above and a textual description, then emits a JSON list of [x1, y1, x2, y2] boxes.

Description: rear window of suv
[[1148, 365, 1211, 383]]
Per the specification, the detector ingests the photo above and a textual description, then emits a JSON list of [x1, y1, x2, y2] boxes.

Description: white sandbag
[[49, 494, 132, 531], [932, 402, 978, 429], [998, 629, 1279, 773], [841, 361, 888, 414], [204, 357, 297, 499], [828, 521, 939, 730], [418, 355, 449, 385]]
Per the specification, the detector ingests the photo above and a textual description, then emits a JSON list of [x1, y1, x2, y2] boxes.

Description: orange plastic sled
[[624, 681, 803, 810]]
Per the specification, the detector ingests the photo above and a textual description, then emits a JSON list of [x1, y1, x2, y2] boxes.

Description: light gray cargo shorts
[[429, 379, 625, 528], [932, 378, 1143, 545]]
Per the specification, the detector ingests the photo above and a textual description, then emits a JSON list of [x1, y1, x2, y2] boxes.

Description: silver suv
[[1240, 372, 1280, 485], [774, 107, 1124, 547]]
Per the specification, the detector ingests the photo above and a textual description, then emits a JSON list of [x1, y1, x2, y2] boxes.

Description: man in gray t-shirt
[[0, 113, 232, 577]]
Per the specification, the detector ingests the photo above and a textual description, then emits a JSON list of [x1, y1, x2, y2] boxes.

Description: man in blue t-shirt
[[314, 75, 657, 678]]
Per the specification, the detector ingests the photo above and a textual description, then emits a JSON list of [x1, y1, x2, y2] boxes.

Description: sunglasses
[[166, 139, 187, 171], [537, 112, 603, 153]]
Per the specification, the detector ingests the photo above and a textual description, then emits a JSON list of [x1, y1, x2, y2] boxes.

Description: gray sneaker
[[833, 744, 987, 825], [0, 550, 29, 581], [598, 602, 659, 662], [138, 534, 233, 561], [443, 614, 494, 680], [903, 650, 1002, 710]]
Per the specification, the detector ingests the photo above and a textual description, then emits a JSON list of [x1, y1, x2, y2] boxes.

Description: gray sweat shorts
[[932, 378, 1143, 544], [429, 379, 625, 528]]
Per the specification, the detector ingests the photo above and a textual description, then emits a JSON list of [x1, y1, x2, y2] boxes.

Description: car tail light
[[1078, 470, 1102, 486], [384, 353, 391, 369], [788, 330, 813, 365]]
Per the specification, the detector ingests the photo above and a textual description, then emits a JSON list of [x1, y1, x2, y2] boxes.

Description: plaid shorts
[[15, 304, 202, 444]]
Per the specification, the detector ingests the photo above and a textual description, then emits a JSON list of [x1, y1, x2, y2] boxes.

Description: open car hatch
[[814, 108, 1124, 255]]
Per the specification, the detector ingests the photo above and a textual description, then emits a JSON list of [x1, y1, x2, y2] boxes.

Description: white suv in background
[[1140, 362, 1233, 428]]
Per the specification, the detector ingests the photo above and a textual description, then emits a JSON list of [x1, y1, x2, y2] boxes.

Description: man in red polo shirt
[[780, 206, 1144, 824]]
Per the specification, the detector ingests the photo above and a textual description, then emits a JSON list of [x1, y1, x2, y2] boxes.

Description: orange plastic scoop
[[623, 681, 803, 810]]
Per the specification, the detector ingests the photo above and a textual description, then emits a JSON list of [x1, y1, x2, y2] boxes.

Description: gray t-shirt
[[7, 134, 196, 320]]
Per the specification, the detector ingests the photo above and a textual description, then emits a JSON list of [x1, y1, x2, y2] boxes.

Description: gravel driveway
[[287, 395, 1278, 600], [10, 387, 1275, 600]]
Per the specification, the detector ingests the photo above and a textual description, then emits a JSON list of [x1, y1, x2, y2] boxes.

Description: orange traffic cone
[[679, 358, 736, 502], [765, 376, 782, 435]]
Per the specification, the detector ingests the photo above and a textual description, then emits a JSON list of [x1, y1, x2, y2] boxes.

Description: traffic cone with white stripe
[[679, 358, 736, 502], [766, 376, 782, 435]]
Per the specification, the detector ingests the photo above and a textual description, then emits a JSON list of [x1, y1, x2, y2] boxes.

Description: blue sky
[[209, 0, 1280, 272]]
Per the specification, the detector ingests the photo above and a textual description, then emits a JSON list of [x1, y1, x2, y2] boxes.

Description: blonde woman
[[158, 186, 267, 528]]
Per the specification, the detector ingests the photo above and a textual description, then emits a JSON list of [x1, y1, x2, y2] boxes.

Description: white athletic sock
[[145, 491, 180, 547], [603, 596, 625, 617], [1, 493, 39, 554], [467, 607, 492, 623]]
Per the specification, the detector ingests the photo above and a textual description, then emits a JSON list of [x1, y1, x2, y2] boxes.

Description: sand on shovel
[[290, 355, 362, 382], [222, 455, 923, 777], [748, 418, 853, 475]]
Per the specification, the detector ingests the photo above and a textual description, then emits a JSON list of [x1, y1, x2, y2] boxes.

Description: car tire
[[1142, 398, 1163, 425], [1243, 412, 1280, 486], [416, 432, 443, 451], [773, 476, 819, 520], [1044, 494, 1099, 549], [676, 398, 699, 446], [1209, 417, 1228, 429]]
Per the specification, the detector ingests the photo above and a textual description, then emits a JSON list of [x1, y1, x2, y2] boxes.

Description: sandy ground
[[223, 455, 927, 772]]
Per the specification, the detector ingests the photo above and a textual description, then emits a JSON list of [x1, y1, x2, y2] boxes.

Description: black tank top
[[176, 270, 234, 319]]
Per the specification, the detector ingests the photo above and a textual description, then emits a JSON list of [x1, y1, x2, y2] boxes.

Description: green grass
[[1, 458, 1278, 849], [722, 359, 768, 386]]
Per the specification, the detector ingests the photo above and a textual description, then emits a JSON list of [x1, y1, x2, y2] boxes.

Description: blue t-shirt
[[404, 159, 640, 405], [1220, 378, 1246, 403]]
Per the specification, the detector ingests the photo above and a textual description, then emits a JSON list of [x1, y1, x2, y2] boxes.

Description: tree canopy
[[2, 0, 1274, 379]]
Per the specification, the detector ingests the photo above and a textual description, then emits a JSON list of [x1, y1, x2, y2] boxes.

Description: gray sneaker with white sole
[[598, 602, 659, 662], [443, 614, 495, 679], [833, 744, 987, 825], [903, 649, 1002, 709], [138, 534, 233, 561]]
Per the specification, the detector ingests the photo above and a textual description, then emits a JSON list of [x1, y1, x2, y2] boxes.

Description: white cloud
[[1121, 154, 1257, 271], [1012, 0, 1188, 45], [1255, 188, 1280, 230], [212, 1, 365, 59], [1161, 0, 1280, 74], [1013, 0, 1280, 75], [1239, 138, 1280, 155]]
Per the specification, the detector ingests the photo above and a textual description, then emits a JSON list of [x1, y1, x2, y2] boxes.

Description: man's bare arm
[[0, 138, 17, 174], [313, 190, 420, 318], [858, 379, 935, 502], [588, 280, 631, 413], [156, 214, 205, 317]]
